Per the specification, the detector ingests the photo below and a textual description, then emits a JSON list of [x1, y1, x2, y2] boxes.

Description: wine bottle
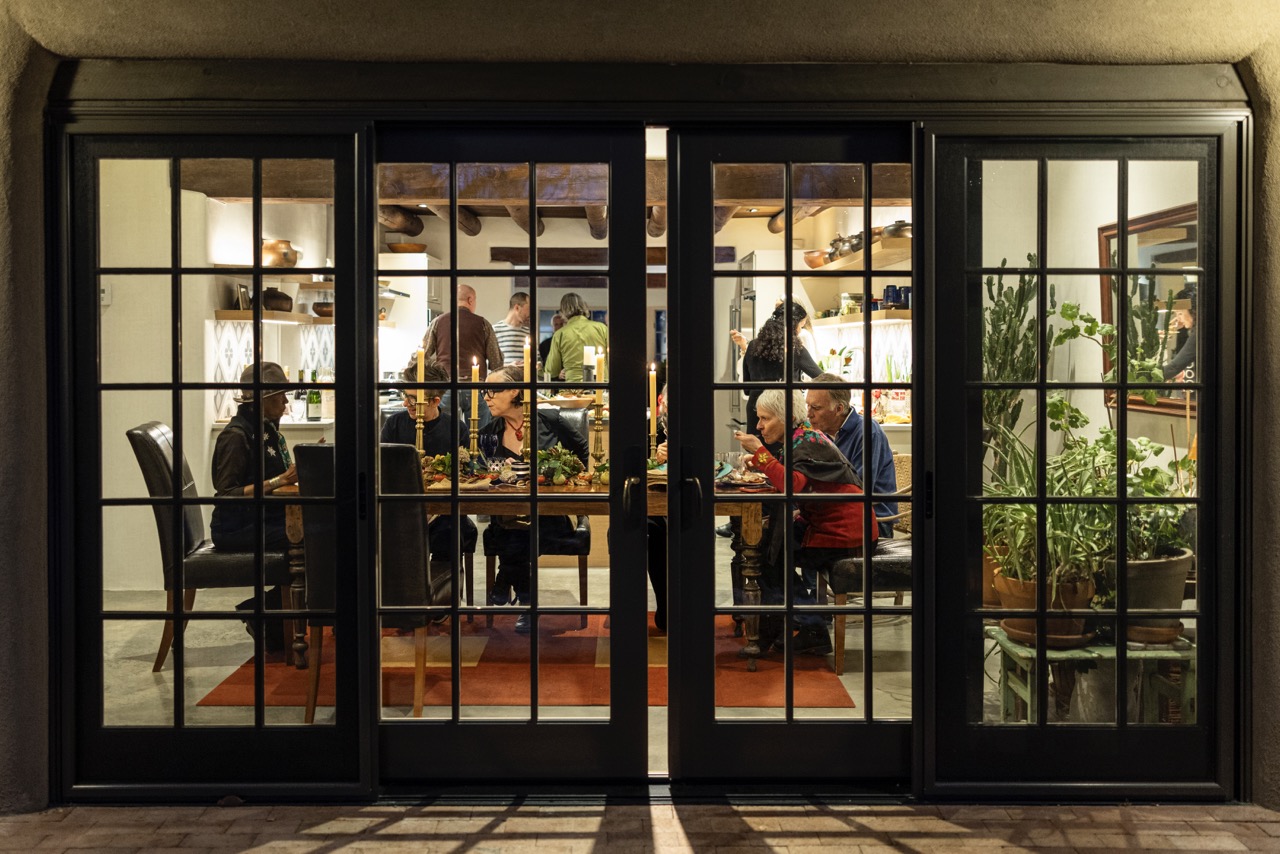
[[306, 369, 322, 421], [295, 368, 305, 401]]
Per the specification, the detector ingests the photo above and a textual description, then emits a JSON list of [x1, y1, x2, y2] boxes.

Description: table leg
[[285, 503, 308, 670], [737, 503, 764, 673]]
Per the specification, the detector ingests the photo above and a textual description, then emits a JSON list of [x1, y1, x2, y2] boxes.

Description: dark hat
[[235, 361, 290, 403]]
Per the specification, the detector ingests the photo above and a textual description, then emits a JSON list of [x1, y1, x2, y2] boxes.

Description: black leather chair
[[295, 442, 458, 719], [126, 421, 290, 672], [820, 539, 913, 675], [483, 406, 592, 628]]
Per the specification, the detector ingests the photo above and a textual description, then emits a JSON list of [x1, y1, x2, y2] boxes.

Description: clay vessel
[[262, 239, 301, 268]]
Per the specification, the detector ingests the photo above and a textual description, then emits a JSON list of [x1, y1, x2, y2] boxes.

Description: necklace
[[506, 417, 524, 441]]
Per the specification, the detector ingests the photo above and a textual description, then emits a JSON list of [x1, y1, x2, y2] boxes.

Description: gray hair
[[559, 292, 590, 319], [812, 372, 851, 413], [756, 388, 807, 427]]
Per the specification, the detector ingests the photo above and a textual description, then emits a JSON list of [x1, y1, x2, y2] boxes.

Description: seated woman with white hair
[[734, 388, 876, 656]]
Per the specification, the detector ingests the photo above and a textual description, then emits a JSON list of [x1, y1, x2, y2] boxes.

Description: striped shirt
[[492, 321, 529, 366]]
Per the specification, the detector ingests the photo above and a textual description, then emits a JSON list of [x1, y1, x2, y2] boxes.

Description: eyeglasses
[[481, 389, 498, 399]]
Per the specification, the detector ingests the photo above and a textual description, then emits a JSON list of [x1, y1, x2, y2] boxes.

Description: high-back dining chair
[[126, 421, 290, 672], [295, 442, 460, 720]]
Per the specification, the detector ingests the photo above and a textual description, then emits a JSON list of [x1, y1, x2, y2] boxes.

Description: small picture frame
[[236, 284, 251, 310]]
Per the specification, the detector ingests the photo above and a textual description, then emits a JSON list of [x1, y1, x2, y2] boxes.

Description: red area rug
[[198, 614, 854, 709]]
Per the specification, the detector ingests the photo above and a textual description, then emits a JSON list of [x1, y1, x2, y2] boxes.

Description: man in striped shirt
[[492, 291, 530, 366]]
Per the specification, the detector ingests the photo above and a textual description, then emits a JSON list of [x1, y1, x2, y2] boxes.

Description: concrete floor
[[8, 802, 1280, 852]]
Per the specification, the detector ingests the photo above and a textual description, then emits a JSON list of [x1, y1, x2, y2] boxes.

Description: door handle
[[622, 475, 644, 520], [680, 477, 704, 530]]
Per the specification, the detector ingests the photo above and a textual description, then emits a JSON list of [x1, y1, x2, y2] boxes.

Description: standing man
[[492, 291, 531, 366], [538, 312, 564, 369], [805, 373, 898, 539], [418, 283, 503, 428]]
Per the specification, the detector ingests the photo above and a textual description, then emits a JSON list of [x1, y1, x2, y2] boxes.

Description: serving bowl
[[803, 249, 829, 269], [311, 301, 335, 317], [386, 242, 427, 253]]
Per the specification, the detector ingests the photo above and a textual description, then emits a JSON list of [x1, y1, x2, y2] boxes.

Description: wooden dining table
[[280, 479, 777, 672]]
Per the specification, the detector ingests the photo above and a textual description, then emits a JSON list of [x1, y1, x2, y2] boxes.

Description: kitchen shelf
[[801, 236, 912, 274], [212, 264, 326, 285], [214, 309, 313, 325], [812, 309, 912, 329], [309, 317, 397, 328]]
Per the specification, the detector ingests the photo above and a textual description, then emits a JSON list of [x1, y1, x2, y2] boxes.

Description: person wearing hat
[[210, 361, 299, 552]]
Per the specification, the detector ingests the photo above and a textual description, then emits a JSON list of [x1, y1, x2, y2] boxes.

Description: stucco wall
[[3, 0, 1280, 811]]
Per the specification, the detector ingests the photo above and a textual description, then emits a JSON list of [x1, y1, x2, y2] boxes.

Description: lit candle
[[649, 363, 658, 440], [470, 357, 480, 422], [416, 349, 424, 383], [523, 337, 531, 384], [600, 347, 607, 382], [594, 348, 605, 403]]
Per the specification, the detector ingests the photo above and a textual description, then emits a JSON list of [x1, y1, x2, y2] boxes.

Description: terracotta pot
[[992, 573, 1096, 648], [981, 552, 1002, 608], [1116, 548, 1194, 643], [261, 239, 301, 268]]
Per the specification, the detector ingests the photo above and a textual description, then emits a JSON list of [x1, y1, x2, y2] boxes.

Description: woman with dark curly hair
[[740, 301, 822, 439]]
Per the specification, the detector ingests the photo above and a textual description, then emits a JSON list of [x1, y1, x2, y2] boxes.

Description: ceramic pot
[[803, 249, 828, 269], [992, 573, 1096, 648], [311, 301, 334, 318], [882, 219, 912, 239], [261, 239, 301, 268], [258, 287, 293, 312], [1113, 548, 1194, 643]]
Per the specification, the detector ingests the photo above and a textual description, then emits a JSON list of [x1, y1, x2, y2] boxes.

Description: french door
[[667, 126, 919, 783], [372, 126, 651, 783]]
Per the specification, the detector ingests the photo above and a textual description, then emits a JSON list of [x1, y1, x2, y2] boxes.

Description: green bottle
[[306, 369, 322, 421]]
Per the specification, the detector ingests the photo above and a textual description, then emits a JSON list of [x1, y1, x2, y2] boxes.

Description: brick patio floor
[[4, 802, 1280, 852]]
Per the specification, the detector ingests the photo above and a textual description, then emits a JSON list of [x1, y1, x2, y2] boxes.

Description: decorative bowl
[[803, 249, 828, 269], [387, 242, 427, 253], [311, 301, 335, 317]]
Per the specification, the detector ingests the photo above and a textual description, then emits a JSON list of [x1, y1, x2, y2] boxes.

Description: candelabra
[[521, 399, 532, 462], [468, 420, 479, 457], [590, 402, 606, 470], [414, 397, 425, 457], [649, 433, 658, 461]]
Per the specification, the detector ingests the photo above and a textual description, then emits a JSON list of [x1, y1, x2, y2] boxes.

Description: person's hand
[[279, 464, 298, 486], [655, 441, 668, 465], [733, 430, 762, 455], [729, 329, 748, 353]]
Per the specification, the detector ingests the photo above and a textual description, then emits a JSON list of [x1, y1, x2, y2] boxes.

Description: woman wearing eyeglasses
[[478, 364, 590, 632]]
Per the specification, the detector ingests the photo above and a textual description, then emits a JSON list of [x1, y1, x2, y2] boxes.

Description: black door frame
[[47, 63, 1251, 801]]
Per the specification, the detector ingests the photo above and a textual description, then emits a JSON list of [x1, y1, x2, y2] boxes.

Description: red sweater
[[748, 446, 876, 550]]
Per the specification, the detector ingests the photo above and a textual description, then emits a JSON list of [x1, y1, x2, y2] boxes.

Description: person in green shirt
[[544, 292, 609, 383]]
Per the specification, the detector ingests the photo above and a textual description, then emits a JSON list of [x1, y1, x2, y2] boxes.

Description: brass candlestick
[[521, 399, 532, 462], [649, 434, 658, 461], [469, 420, 479, 457], [414, 397, 425, 456], [590, 402, 606, 470]]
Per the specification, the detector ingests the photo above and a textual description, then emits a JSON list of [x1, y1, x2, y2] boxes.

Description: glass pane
[[979, 160, 1038, 269], [871, 614, 912, 720], [1129, 272, 1200, 387], [980, 269, 1039, 384], [1047, 275, 1118, 385], [102, 505, 170, 613], [871, 162, 912, 271], [984, 503, 1039, 610], [538, 613, 609, 720], [180, 158, 253, 267], [261, 159, 334, 272], [1046, 389, 1116, 498], [870, 310, 912, 386], [537, 277, 608, 389], [1125, 503, 1197, 620], [462, 605, 531, 719], [99, 159, 171, 269], [1128, 161, 1199, 250], [1126, 630, 1196, 725], [104, 620, 173, 726], [1045, 503, 1114, 616], [715, 164, 784, 269], [104, 390, 173, 500], [459, 163, 528, 268], [377, 162, 452, 267], [715, 611, 784, 720], [100, 275, 171, 384], [806, 277, 866, 380], [381, 617, 450, 720], [537, 162, 609, 262], [791, 162, 864, 273], [185, 274, 241, 385], [181, 617, 257, 726], [1047, 619, 1116, 725], [977, 388, 1038, 499], [1047, 160, 1117, 269], [979, 618, 1026, 725]]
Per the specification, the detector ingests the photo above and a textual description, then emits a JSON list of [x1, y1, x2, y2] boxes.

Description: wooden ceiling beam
[[766, 204, 824, 235], [646, 205, 667, 238], [506, 205, 545, 237], [584, 205, 608, 240], [490, 246, 736, 265], [423, 204, 483, 237], [377, 205, 424, 237]]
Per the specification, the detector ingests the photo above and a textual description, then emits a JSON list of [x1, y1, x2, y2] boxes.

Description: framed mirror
[[1097, 201, 1198, 415]]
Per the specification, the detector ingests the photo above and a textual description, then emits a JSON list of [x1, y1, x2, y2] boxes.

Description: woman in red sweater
[[734, 388, 876, 655]]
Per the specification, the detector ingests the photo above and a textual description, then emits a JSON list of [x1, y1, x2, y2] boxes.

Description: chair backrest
[[126, 421, 207, 585], [379, 443, 444, 612], [891, 452, 912, 535], [294, 443, 337, 612], [559, 407, 589, 448]]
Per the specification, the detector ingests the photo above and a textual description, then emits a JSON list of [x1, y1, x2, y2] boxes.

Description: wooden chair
[[126, 421, 290, 672], [819, 540, 913, 676]]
